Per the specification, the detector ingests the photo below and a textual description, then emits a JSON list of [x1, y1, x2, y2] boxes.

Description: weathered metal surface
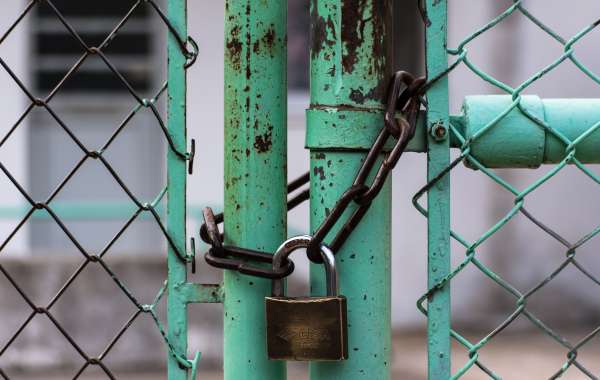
[[425, 1, 451, 379], [166, 0, 189, 379], [310, 0, 392, 108], [308, 1, 393, 378], [305, 107, 445, 153], [306, 107, 428, 151], [223, 1, 287, 379], [309, 151, 391, 379]]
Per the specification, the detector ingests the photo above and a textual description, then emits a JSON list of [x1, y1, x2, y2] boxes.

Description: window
[[33, 0, 155, 94], [28, 0, 165, 255]]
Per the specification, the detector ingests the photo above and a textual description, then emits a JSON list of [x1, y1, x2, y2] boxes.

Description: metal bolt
[[430, 122, 448, 141]]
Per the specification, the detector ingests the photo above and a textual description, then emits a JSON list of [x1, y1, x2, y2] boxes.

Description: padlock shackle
[[271, 235, 337, 297]]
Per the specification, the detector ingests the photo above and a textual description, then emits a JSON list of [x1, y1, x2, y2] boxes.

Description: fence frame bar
[[166, 0, 189, 379], [223, 1, 288, 379], [424, 0, 452, 378], [307, 1, 393, 379]]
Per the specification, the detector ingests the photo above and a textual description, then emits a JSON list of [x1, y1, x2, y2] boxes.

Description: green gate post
[[167, 0, 189, 379], [307, 1, 393, 379], [425, 0, 452, 378], [223, 1, 287, 380]]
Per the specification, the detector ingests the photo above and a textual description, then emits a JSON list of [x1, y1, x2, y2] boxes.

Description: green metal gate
[[420, 1, 600, 378], [1, 0, 599, 379], [0, 0, 201, 378]]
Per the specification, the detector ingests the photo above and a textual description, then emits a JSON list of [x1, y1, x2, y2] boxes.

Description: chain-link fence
[[417, 1, 600, 378], [0, 0, 197, 378], [2, 0, 600, 379]]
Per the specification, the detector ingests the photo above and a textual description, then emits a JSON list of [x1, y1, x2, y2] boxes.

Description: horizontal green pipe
[[307, 96, 600, 168], [461, 96, 600, 167]]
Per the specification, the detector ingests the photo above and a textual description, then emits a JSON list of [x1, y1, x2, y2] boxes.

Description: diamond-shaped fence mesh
[[2, 0, 600, 378], [0, 0, 197, 378], [417, 1, 599, 379]]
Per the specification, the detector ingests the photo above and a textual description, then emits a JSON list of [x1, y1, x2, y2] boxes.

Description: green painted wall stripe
[[223, 1, 287, 379], [425, 1, 452, 379]]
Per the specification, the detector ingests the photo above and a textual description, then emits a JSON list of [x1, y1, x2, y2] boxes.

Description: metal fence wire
[[416, 2, 600, 379], [2, 0, 600, 379], [0, 0, 198, 378]]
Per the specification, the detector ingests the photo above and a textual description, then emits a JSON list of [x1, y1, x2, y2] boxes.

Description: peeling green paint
[[223, 1, 287, 379], [308, 1, 393, 379]]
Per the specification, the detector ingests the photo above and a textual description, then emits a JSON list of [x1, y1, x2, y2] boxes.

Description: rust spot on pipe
[[342, 0, 391, 102], [310, 0, 335, 59], [253, 125, 273, 153], [264, 25, 276, 50], [368, 0, 389, 101], [253, 24, 277, 56], [341, 0, 367, 73], [313, 166, 326, 181], [226, 25, 242, 71], [349, 88, 367, 104], [244, 2, 252, 80]]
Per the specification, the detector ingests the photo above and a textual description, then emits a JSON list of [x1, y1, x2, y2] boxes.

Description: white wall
[[0, 4, 29, 256]]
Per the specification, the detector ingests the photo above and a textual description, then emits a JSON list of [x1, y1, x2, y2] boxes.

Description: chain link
[[201, 71, 425, 273], [307, 72, 424, 262], [200, 173, 309, 279]]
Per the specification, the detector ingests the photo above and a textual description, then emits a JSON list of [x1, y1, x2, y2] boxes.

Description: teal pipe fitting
[[455, 96, 600, 168], [309, 96, 600, 170]]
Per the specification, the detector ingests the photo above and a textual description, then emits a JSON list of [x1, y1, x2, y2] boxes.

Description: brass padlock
[[265, 235, 348, 361]]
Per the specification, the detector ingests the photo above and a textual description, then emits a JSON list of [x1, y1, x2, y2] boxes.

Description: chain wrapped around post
[[306, 72, 425, 262], [200, 174, 309, 279], [201, 71, 425, 276]]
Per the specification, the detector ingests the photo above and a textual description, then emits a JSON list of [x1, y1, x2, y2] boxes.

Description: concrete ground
[[10, 331, 599, 379]]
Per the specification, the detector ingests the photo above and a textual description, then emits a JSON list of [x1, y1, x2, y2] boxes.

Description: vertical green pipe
[[166, 0, 188, 379], [223, 2, 287, 379], [425, 0, 451, 379], [308, 1, 392, 379]]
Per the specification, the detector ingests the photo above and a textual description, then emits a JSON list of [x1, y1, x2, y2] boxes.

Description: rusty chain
[[201, 71, 425, 277]]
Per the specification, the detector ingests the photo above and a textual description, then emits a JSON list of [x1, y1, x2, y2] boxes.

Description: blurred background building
[[0, 0, 599, 378]]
